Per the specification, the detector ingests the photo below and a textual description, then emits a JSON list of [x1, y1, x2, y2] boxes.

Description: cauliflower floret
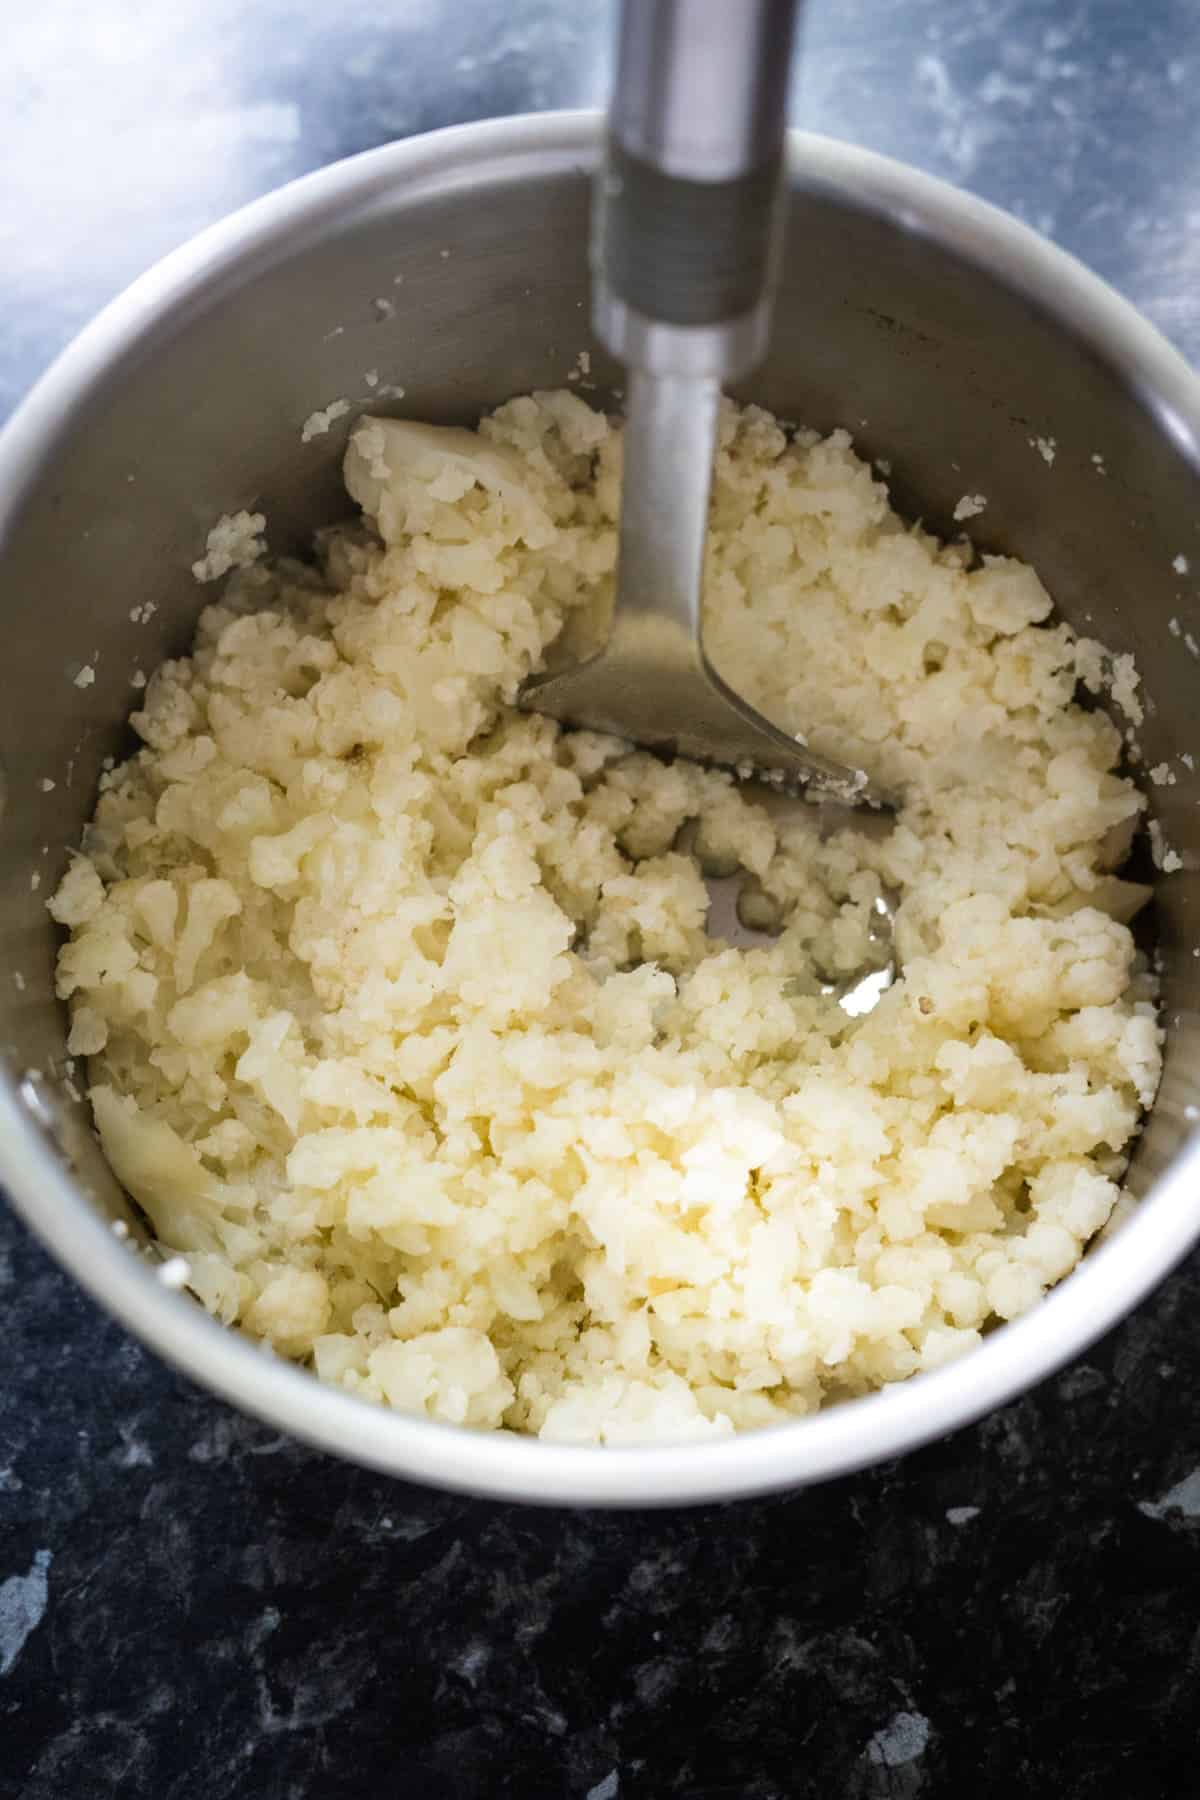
[[245, 1268, 331, 1355], [367, 1328, 514, 1427]]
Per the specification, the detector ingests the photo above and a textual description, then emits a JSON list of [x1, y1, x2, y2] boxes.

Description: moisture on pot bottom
[[47, 390, 1163, 1444]]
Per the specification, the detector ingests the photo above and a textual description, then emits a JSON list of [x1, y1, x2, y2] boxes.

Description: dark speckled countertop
[[4, 3, 1200, 1794]]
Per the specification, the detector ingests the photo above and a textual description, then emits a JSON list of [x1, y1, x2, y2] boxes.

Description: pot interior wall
[[2, 144, 1197, 1242]]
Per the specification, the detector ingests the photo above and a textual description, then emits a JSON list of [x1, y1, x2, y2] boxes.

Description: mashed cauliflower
[[51, 393, 1161, 1443]]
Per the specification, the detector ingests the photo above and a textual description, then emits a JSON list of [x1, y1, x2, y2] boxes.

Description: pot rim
[[3, 110, 1198, 1507]]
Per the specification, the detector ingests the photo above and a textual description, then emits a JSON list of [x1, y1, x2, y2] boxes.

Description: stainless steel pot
[[2, 114, 1198, 1507]]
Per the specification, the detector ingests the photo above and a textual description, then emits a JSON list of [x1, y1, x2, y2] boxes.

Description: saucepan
[[1, 113, 1197, 1505]]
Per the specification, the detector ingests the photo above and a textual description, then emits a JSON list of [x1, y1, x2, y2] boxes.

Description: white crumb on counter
[[157, 1256, 191, 1290], [300, 399, 351, 444], [38, 778, 55, 793], [191, 512, 267, 584], [953, 494, 987, 521], [1149, 763, 1176, 786], [1173, 553, 1190, 575], [73, 665, 96, 689], [1030, 435, 1057, 464], [866, 1713, 931, 1770], [364, 370, 380, 389]]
